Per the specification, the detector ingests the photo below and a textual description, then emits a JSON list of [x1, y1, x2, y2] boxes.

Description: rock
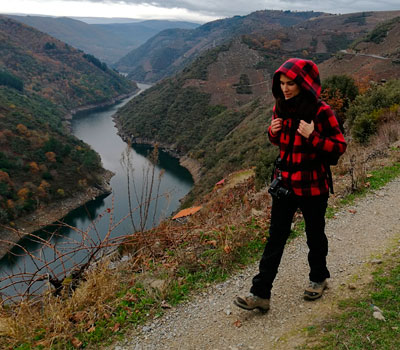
[[251, 208, 264, 217], [371, 259, 383, 264], [373, 311, 386, 321], [372, 305, 383, 313], [161, 300, 172, 309], [149, 279, 167, 292]]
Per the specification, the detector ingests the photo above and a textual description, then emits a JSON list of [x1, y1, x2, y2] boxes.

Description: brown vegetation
[[1, 110, 400, 347]]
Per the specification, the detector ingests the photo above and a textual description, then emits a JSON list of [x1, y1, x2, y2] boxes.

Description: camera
[[268, 176, 292, 199]]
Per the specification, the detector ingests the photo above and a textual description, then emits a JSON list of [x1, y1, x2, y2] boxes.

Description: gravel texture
[[109, 178, 400, 350]]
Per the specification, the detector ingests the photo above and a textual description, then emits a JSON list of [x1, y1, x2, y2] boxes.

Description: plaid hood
[[272, 58, 321, 102]]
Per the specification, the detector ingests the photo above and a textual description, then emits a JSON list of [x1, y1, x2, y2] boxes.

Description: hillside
[[319, 16, 400, 83], [114, 10, 324, 82], [114, 11, 400, 204], [1, 9, 400, 350], [115, 10, 400, 83], [0, 16, 136, 110], [0, 16, 137, 225], [115, 39, 277, 203], [6, 15, 199, 64]]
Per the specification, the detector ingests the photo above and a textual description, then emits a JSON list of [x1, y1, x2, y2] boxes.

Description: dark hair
[[275, 90, 318, 122]]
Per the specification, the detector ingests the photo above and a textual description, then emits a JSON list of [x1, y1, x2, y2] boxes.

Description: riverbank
[[0, 89, 144, 259], [0, 169, 114, 260], [113, 118, 203, 184], [63, 90, 139, 130]]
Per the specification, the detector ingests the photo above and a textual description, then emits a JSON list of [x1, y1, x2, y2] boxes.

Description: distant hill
[[6, 15, 199, 64], [114, 10, 324, 82], [0, 16, 136, 225], [319, 16, 400, 83], [0, 16, 136, 110], [116, 10, 400, 84], [114, 10, 400, 204]]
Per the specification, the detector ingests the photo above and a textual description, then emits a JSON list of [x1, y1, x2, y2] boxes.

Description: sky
[[1, 0, 400, 24]]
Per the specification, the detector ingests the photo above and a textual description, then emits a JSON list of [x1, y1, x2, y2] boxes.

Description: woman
[[234, 58, 347, 312]]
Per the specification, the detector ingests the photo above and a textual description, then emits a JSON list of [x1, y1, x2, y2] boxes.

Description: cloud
[[2, 0, 400, 22], [59, 0, 400, 14]]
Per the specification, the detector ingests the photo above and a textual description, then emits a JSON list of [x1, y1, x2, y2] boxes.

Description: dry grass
[[0, 258, 127, 349], [332, 114, 400, 200], [1, 121, 399, 348]]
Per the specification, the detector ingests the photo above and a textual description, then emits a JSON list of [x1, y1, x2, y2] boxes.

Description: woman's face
[[280, 74, 301, 100]]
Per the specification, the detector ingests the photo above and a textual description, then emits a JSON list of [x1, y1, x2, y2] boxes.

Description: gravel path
[[110, 178, 400, 350]]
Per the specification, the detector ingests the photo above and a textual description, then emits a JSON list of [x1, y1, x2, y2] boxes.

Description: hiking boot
[[304, 280, 328, 300], [234, 293, 270, 313]]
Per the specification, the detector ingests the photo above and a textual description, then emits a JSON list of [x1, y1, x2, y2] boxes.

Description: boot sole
[[304, 284, 328, 300], [233, 299, 269, 313]]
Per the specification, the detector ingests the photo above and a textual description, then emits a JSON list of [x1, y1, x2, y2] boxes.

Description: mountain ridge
[[6, 15, 199, 64], [115, 10, 325, 82], [115, 10, 400, 84]]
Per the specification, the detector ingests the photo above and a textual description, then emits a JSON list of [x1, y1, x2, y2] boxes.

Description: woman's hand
[[270, 118, 283, 135], [298, 120, 314, 139]]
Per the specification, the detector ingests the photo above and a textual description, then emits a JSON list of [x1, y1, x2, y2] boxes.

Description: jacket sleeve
[[268, 105, 280, 146], [307, 103, 347, 158]]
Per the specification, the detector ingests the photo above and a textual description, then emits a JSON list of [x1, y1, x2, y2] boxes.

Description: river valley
[[0, 84, 194, 297]]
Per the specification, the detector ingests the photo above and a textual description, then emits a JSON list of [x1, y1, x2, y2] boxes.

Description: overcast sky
[[1, 0, 400, 23]]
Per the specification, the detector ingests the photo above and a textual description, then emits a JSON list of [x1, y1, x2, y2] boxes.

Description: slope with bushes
[[115, 10, 400, 83], [115, 11, 400, 205], [115, 10, 324, 82], [0, 16, 136, 111], [0, 16, 137, 225], [115, 39, 278, 204], [0, 87, 104, 224], [319, 17, 400, 83]]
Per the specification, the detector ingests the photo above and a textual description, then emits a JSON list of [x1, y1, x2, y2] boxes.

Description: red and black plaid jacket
[[268, 58, 347, 197]]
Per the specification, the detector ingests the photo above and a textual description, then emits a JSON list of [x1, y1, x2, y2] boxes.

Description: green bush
[[322, 74, 358, 106], [44, 42, 57, 50], [235, 74, 252, 94], [351, 111, 379, 143], [347, 80, 400, 127], [254, 148, 278, 190], [324, 34, 352, 53], [0, 70, 23, 91], [364, 16, 400, 44], [83, 53, 108, 71], [347, 80, 400, 143]]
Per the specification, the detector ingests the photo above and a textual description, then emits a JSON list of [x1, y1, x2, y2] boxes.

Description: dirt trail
[[110, 178, 400, 350]]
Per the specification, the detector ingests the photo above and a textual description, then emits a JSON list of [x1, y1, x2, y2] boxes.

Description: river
[[0, 83, 193, 298]]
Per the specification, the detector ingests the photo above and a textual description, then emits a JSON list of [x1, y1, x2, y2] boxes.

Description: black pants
[[250, 193, 330, 299]]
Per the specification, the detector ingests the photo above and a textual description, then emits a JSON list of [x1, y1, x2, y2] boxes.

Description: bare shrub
[[334, 110, 400, 195], [0, 145, 171, 347], [0, 257, 125, 348], [373, 119, 400, 148]]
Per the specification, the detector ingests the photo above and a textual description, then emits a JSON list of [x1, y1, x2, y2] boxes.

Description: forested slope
[[0, 16, 137, 224], [115, 11, 400, 205]]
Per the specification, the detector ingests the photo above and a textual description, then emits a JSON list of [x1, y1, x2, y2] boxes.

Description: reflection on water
[[0, 85, 193, 298]]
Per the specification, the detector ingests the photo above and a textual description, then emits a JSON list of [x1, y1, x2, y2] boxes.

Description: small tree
[[45, 151, 57, 163], [29, 161, 40, 173], [322, 75, 359, 110]]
